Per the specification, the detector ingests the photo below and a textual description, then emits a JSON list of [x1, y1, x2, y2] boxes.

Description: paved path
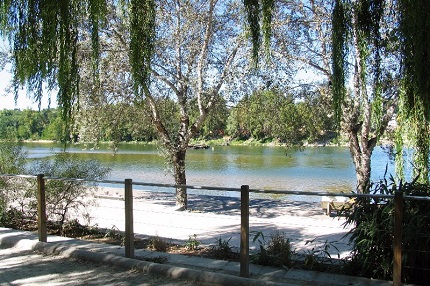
[[0, 244, 195, 285]]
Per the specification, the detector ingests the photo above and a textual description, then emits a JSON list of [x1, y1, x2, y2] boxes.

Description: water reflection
[[22, 142, 397, 196]]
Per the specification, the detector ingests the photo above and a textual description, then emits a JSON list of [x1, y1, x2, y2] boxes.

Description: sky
[[1, 65, 55, 110], [0, 39, 54, 110]]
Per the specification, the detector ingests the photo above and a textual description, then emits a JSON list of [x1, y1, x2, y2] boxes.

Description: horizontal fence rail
[[1, 173, 430, 285], [7, 173, 430, 200]]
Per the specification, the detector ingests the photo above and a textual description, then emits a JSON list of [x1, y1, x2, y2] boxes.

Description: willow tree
[[98, 0, 244, 210], [1, 0, 248, 210], [396, 0, 430, 183], [0, 0, 108, 119], [331, 0, 398, 194]]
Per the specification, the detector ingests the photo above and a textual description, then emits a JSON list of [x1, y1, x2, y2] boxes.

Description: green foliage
[[0, 109, 65, 141], [332, 0, 387, 125], [227, 88, 336, 144], [251, 230, 292, 268], [31, 152, 110, 232], [343, 178, 430, 284], [104, 225, 124, 241], [0, 143, 36, 229], [62, 219, 95, 238], [0, 85, 337, 145], [210, 237, 238, 260], [0, 142, 27, 174], [331, 0, 349, 123], [190, 96, 229, 140], [0, 143, 29, 214], [303, 239, 341, 271], [0, 0, 107, 119], [394, 95, 429, 183], [0, 207, 26, 229], [243, 0, 274, 66], [185, 234, 201, 250], [399, 0, 430, 121], [129, 0, 155, 93]]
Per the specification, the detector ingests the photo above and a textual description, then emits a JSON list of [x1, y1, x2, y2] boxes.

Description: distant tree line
[[0, 108, 66, 141], [1, 87, 337, 145]]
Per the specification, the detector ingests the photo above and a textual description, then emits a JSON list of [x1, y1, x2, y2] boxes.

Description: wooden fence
[[2, 173, 429, 285]]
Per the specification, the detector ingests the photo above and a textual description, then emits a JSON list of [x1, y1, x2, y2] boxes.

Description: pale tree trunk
[[347, 120, 376, 194], [347, 7, 375, 194], [173, 149, 187, 210], [346, 101, 394, 194], [142, 0, 237, 210]]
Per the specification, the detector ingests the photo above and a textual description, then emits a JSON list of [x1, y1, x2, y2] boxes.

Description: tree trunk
[[347, 122, 376, 194], [353, 149, 372, 194], [173, 148, 187, 210]]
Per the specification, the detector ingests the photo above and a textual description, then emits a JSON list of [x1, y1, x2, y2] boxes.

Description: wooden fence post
[[124, 179, 134, 258], [240, 185, 250, 278], [37, 174, 47, 242], [393, 191, 403, 286]]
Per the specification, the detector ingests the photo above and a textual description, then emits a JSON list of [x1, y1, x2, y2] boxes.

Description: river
[[21, 142, 402, 200]]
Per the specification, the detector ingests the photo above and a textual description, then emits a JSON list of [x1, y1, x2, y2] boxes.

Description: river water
[[21, 142, 400, 200]]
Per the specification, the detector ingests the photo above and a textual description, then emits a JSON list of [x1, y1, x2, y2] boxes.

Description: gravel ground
[[0, 245, 207, 286]]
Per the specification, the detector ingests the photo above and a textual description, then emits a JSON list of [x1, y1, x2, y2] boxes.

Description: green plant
[[0, 207, 26, 229], [150, 235, 169, 252], [0, 143, 34, 226], [343, 177, 430, 284], [31, 152, 110, 233], [185, 234, 200, 250], [211, 237, 238, 260], [303, 239, 340, 271], [62, 219, 91, 237], [267, 231, 292, 267], [250, 230, 292, 268]]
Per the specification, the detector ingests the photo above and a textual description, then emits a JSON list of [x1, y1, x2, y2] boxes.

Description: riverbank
[[14, 136, 349, 148]]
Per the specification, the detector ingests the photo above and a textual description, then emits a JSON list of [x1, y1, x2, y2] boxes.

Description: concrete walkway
[[0, 228, 392, 286]]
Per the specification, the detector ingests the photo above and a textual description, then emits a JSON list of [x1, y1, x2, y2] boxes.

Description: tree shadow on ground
[[135, 191, 325, 218]]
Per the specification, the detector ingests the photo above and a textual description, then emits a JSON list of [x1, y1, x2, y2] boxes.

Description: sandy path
[[80, 186, 352, 259]]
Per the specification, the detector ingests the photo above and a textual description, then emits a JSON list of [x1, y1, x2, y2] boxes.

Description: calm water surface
[[22, 142, 398, 199]]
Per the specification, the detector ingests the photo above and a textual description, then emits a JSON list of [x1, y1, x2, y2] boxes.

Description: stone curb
[[0, 232, 289, 286]]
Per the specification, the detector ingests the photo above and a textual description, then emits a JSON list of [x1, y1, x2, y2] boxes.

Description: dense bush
[[30, 153, 110, 233], [343, 178, 430, 284], [0, 143, 35, 227], [0, 145, 110, 234]]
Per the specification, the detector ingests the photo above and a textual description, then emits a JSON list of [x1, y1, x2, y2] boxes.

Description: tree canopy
[[399, 0, 430, 120], [2, 0, 430, 122], [1, 0, 429, 192], [0, 0, 108, 119]]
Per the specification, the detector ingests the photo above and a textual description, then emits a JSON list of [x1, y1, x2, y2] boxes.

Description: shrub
[[104, 225, 123, 240], [211, 237, 238, 260], [0, 143, 35, 228], [31, 152, 110, 233], [251, 230, 292, 268], [343, 177, 430, 284], [185, 234, 200, 250], [302, 239, 341, 271], [150, 235, 169, 252]]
